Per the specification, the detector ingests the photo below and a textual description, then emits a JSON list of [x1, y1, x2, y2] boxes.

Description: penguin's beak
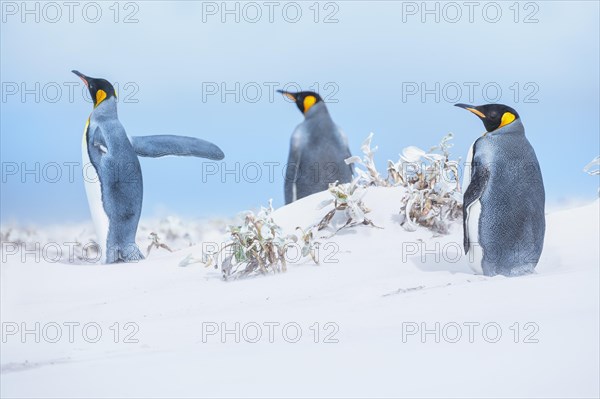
[[455, 103, 486, 119], [72, 70, 89, 87], [277, 89, 296, 102]]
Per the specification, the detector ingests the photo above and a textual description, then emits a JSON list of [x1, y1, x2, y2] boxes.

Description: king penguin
[[455, 103, 545, 277], [73, 70, 225, 263], [277, 90, 353, 204]]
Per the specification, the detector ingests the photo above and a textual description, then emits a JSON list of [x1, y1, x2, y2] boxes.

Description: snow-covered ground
[[1, 187, 599, 398]]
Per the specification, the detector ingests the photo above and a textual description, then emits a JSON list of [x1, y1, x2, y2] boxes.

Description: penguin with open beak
[[455, 103, 545, 277]]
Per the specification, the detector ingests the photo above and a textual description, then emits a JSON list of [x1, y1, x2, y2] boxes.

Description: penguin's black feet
[[120, 243, 145, 263]]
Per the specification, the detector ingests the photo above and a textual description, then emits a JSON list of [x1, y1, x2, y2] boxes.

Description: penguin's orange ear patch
[[303, 95, 317, 113], [498, 112, 516, 129], [95, 89, 107, 107]]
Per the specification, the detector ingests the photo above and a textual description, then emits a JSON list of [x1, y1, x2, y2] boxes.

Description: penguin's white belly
[[466, 199, 484, 274], [82, 133, 110, 262]]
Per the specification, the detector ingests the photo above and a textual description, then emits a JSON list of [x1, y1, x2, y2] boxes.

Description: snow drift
[[1, 188, 598, 398]]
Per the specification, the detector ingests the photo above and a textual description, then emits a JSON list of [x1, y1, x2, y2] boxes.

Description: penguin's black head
[[455, 103, 520, 132], [277, 90, 323, 115], [72, 70, 117, 108]]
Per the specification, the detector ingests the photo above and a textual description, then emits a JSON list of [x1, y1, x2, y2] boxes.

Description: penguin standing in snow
[[73, 71, 224, 263], [277, 90, 353, 204], [455, 103, 545, 277]]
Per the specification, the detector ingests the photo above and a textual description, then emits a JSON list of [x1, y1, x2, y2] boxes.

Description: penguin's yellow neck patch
[[83, 117, 90, 145], [95, 89, 107, 107], [303, 95, 317, 114], [498, 112, 516, 129]]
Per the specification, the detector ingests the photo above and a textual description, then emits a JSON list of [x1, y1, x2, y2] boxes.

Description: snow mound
[[1, 189, 598, 398]]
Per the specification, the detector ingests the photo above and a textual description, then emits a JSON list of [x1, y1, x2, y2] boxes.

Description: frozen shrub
[[346, 133, 462, 234], [313, 178, 380, 235], [216, 200, 312, 280], [583, 156, 599, 196]]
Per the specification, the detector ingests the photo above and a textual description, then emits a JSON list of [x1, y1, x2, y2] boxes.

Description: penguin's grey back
[[85, 97, 143, 262], [473, 119, 545, 275], [287, 102, 353, 202]]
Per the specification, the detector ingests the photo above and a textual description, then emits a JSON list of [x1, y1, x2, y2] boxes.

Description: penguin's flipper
[[91, 126, 109, 154], [463, 164, 490, 253], [131, 135, 225, 160]]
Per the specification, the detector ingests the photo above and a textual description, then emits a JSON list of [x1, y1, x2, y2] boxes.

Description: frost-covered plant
[[137, 216, 227, 250], [344, 133, 389, 187], [213, 180, 379, 280], [583, 156, 599, 176], [397, 134, 462, 234], [146, 232, 173, 256], [314, 179, 380, 235], [1, 215, 232, 265], [0, 225, 101, 263], [346, 133, 462, 234], [583, 156, 600, 196], [294, 226, 320, 264], [217, 200, 310, 280]]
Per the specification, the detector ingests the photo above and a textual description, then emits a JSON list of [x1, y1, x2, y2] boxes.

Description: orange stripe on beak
[[466, 107, 486, 118]]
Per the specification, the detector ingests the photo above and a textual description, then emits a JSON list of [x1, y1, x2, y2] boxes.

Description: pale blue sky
[[1, 1, 599, 224]]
